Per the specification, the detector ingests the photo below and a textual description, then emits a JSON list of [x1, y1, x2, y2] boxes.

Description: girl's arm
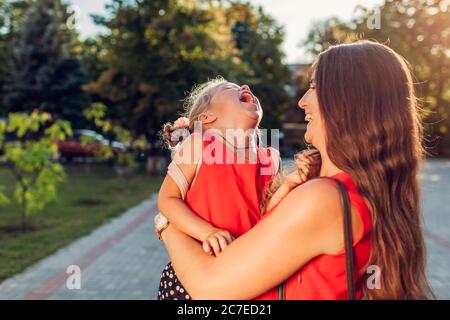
[[161, 178, 361, 299], [157, 133, 220, 242]]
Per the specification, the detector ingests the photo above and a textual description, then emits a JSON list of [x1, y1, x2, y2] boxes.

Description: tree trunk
[[21, 199, 27, 232], [21, 198, 27, 232]]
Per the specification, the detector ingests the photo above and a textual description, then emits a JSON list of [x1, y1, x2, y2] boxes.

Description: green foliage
[[0, 0, 30, 113], [302, 0, 450, 154], [1, 0, 89, 127], [0, 185, 9, 206], [227, 3, 291, 129], [83, 102, 147, 167], [0, 110, 72, 230], [85, 0, 290, 144]]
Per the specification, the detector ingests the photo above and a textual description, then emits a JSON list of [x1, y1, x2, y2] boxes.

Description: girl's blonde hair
[[183, 76, 228, 130], [161, 77, 227, 149]]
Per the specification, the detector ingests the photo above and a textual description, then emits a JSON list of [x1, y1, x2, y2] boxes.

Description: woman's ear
[[198, 112, 217, 124]]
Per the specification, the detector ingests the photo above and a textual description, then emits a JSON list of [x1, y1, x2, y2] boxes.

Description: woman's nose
[[298, 95, 306, 109], [241, 84, 250, 92]]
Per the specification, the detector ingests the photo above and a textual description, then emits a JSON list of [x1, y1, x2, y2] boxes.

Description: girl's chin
[[243, 109, 262, 122], [240, 101, 260, 113]]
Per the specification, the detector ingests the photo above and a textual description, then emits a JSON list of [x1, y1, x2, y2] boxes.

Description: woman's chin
[[304, 131, 313, 144]]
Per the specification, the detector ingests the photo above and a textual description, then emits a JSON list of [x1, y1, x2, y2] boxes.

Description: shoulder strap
[[324, 177, 356, 300], [167, 132, 203, 200], [277, 176, 355, 300], [167, 162, 189, 200]]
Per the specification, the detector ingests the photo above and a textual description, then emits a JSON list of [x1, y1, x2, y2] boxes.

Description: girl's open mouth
[[239, 90, 258, 110], [240, 91, 254, 103]]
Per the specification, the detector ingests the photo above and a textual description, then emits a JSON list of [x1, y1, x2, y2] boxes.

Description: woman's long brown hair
[[314, 40, 434, 299]]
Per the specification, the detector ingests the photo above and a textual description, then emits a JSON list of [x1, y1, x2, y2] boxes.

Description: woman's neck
[[318, 149, 344, 177]]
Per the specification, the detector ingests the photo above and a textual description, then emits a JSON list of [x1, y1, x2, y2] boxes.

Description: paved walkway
[[0, 195, 168, 300], [0, 160, 449, 299]]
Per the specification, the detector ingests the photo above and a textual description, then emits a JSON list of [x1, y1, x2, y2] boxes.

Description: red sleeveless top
[[255, 172, 372, 300], [184, 132, 276, 238]]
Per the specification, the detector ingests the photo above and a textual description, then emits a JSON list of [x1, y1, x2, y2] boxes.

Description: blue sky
[[69, 0, 384, 63]]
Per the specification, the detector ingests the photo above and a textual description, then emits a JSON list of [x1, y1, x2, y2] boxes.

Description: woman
[[157, 40, 434, 299]]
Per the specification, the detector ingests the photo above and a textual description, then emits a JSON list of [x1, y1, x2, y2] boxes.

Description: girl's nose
[[241, 84, 250, 92]]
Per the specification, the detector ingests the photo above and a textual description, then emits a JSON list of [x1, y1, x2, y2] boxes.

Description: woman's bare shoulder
[[274, 178, 343, 232], [285, 178, 341, 208]]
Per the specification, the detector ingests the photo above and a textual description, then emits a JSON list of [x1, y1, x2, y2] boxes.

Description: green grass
[[0, 165, 163, 283]]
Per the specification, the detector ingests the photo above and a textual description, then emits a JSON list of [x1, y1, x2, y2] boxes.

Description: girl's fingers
[[216, 231, 233, 244], [297, 161, 310, 171], [217, 235, 228, 251], [295, 164, 308, 179], [225, 233, 235, 243], [209, 237, 221, 256], [297, 164, 310, 177], [297, 154, 313, 162], [296, 158, 313, 171], [221, 233, 232, 244], [299, 172, 307, 182], [202, 241, 212, 255]]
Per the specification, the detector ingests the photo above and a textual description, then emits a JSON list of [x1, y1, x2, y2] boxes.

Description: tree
[[0, 111, 72, 232], [302, 0, 450, 154], [85, 0, 291, 150], [83, 102, 148, 170], [2, 0, 90, 128], [0, 0, 30, 114], [226, 2, 291, 130], [85, 0, 230, 148]]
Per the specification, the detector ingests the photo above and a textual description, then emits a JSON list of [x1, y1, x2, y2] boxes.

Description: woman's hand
[[202, 229, 235, 256]]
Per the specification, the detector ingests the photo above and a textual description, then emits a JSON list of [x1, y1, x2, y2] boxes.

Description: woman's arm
[[161, 179, 351, 299], [158, 133, 218, 242]]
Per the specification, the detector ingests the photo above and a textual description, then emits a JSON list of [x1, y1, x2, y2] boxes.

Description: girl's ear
[[198, 112, 217, 124]]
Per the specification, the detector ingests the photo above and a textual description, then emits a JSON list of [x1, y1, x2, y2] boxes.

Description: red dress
[[158, 132, 277, 300], [184, 133, 276, 238], [255, 171, 372, 300]]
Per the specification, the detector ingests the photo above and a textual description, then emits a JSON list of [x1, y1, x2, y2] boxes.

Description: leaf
[[0, 186, 10, 207], [2, 111, 70, 218]]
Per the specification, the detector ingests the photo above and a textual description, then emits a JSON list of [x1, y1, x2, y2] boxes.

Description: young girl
[[156, 77, 320, 300]]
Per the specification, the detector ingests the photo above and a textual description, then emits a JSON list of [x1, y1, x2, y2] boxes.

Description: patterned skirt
[[157, 262, 191, 300]]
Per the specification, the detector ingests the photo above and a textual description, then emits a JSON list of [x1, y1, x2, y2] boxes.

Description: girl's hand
[[285, 149, 321, 189], [202, 229, 235, 256]]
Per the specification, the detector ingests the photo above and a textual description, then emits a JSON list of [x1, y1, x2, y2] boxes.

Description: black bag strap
[[277, 176, 355, 300]]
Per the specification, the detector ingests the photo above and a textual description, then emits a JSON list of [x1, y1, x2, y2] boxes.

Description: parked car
[[56, 129, 126, 162]]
